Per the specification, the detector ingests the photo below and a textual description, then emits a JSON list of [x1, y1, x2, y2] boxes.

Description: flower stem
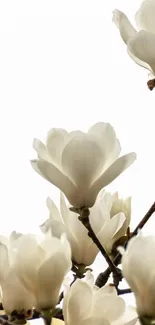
[[96, 201, 155, 287], [78, 208, 122, 285]]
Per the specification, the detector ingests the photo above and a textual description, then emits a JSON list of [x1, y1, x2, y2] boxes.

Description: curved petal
[[127, 30, 155, 74], [65, 280, 93, 325], [46, 128, 69, 168], [62, 134, 106, 189], [88, 122, 121, 169], [31, 160, 78, 206], [112, 10, 137, 44], [1, 269, 36, 314], [135, 0, 155, 33], [46, 197, 61, 222], [33, 139, 52, 162], [0, 243, 9, 281], [88, 153, 136, 207], [36, 252, 71, 309], [93, 292, 125, 322]]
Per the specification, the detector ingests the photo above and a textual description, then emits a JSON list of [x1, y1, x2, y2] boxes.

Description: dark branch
[[117, 288, 132, 295], [96, 201, 155, 287]]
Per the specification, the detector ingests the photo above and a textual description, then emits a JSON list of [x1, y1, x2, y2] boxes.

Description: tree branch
[[95, 201, 155, 287], [78, 208, 122, 285]]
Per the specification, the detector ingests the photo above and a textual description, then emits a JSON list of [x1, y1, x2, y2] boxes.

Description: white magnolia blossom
[[113, 0, 155, 76], [31, 122, 136, 208], [89, 190, 131, 255], [0, 232, 36, 314], [63, 271, 138, 325], [40, 193, 99, 266], [13, 233, 72, 310], [120, 233, 155, 318]]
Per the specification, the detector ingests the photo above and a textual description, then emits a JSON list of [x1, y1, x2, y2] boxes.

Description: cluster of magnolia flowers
[[1, 0, 155, 324], [0, 120, 153, 325]]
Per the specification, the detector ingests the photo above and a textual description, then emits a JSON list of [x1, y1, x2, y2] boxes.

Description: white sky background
[[0, 0, 154, 309]]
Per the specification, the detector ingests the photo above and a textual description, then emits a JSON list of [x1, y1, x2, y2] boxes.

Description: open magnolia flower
[[113, 0, 155, 78], [13, 233, 72, 310], [40, 193, 99, 266], [0, 232, 36, 315], [31, 122, 136, 208], [120, 233, 155, 318], [113, 0, 155, 80], [89, 189, 131, 256], [63, 271, 138, 325]]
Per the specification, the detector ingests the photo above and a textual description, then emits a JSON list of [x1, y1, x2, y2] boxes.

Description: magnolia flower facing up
[[31, 122, 136, 208], [120, 233, 155, 318], [113, 0, 155, 78], [63, 271, 137, 325], [13, 233, 72, 310], [89, 189, 131, 255], [0, 232, 36, 315], [40, 193, 99, 266]]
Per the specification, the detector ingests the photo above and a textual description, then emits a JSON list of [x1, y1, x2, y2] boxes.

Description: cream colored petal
[[13, 235, 42, 294], [0, 243, 9, 282], [93, 292, 125, 322], [31, 160, 78, 206], [97, 213, 126, 253], [127, 30, 155, 74], [36, 252, 71, 309], [46, 128, 69, 168], [88, 122, 121, 168], [112, 10, 137, 44], [135, 0, 155, 32], [33, 139, 52, 162], [1, 269, 36, 314], [62, 134, 106, 189], [89, 153, 136, 207], [46, 197, 61, 222], [64, 280, 93, 325]]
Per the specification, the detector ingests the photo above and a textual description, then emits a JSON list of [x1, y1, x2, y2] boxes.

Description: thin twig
[[95, 201, 155, 287]]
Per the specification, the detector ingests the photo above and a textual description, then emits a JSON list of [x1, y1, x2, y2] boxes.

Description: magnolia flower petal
[[89, 153, 136, 207], [0, 243, 9, 282], [135, 0, 155, 32], [64, 280, 93, 325], [46, 128, 69, 168], [1, 269, 36, 314], [31, 160, 78, 206], [33, 139, 52, 162], [36, 252, 71, 309], [88, 122, 121, 167], [46, 197, 61, 222], [79, 317, 110, 325], [62, 133, 106, 189], [127, 30, 155, 74], [112, 10, 137, 44], [93, 292, 125, 322]]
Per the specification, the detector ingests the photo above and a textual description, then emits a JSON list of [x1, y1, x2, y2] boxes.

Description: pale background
[[0, 0, 154, 309]]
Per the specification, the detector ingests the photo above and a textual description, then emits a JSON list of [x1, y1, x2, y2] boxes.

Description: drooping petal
[[127, 30, 155, 74], [88, 153, 136, 207], [112, 10, 137, 44], [62, 134, 106, 189], [135, 0, 155, 33], [31, 160, 79, 206]]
